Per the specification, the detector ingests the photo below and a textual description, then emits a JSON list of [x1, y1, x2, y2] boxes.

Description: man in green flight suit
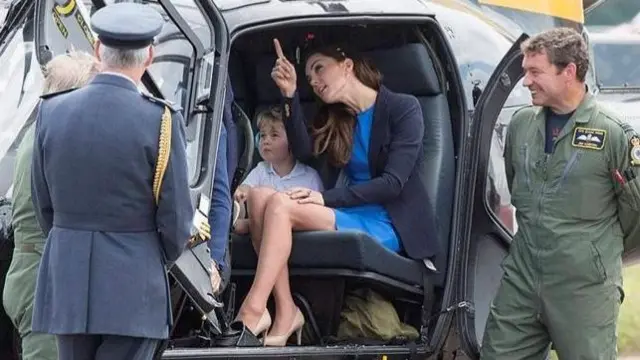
[[2, 51, 99, 360], [480, 27, 640, 360]]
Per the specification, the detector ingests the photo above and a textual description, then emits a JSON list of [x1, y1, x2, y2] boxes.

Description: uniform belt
[[53, 212, 157, 232]]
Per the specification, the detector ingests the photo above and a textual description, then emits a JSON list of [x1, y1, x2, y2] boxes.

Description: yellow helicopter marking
[[54, 0, 77, 17], [478, 0, 584, 23]]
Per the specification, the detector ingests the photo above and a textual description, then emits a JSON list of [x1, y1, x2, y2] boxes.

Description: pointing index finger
[[273, 38, 285, 59]]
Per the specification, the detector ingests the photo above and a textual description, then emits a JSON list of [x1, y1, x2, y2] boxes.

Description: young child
[[233, 106, 323, 234]]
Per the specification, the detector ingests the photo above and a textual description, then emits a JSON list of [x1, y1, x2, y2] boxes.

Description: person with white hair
[[29, 3, 194, 359], [2, 50, 99, 360]]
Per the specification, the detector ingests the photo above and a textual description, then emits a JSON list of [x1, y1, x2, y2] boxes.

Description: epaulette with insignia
[[597, 104, 637, 138], [141, 92, 182, 112], [598, 104, 625, 123], [40, 87, 77, 100]]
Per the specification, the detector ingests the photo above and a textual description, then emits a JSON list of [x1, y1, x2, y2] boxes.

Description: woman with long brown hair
[[234, 39, 440, 346]]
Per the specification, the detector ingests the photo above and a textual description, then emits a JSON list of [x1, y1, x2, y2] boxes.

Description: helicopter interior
[[169, 21, 465, 348]]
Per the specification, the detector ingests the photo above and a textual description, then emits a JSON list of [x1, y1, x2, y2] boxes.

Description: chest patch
[[572, 127, 606, 150]]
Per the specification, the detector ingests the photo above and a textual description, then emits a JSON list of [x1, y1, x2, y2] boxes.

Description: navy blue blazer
[[282, 85, 441, 260], [30, 73, 193, 339]]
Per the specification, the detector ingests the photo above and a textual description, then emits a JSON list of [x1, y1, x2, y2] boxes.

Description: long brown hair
[[306, 46, 382, 167]]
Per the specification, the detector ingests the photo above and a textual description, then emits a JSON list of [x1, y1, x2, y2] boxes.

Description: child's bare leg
[[233, 218, 250, 234]]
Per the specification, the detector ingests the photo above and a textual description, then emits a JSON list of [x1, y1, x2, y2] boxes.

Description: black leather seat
[[228, 57, 258, 191], [228, 57, 248, 171], [230, 43, 454, 291]]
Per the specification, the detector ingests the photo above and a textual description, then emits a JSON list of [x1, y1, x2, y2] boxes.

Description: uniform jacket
[[30, 73, 193, 339], [503, 91, 637, 291], [283, 85, 441, 260], [11, 112, 43, 249]]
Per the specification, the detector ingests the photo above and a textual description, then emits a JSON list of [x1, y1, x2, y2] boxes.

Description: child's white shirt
[[241, 160, 324, 192]]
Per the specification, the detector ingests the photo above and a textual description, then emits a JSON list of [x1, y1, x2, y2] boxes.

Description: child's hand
[[234, 186, 249, 202], [210, 260, 222, 294]]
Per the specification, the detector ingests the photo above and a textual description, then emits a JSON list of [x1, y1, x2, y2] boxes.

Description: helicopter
[[581, 0, 640, 134], [0, 0, 627, 359]]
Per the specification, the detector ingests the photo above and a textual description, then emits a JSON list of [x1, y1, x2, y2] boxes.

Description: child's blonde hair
[[255, 105, 284, 131]]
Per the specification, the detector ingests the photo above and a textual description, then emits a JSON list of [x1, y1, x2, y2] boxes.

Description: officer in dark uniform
[[30, 3, 193, 359]]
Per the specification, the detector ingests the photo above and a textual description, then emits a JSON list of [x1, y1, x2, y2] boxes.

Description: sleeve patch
[[630, 135, 640, 166]]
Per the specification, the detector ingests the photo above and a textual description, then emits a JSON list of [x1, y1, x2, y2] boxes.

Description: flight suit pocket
[[619, 176, 640, 211], [556, 149, 606, 220], [590, 242, 608, 283], [2, 251, 43, 332]]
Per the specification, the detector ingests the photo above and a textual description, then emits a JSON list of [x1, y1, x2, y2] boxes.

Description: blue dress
[[333, 106, 401, 253]]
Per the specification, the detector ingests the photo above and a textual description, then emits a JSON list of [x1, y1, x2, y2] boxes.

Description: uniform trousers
[[56, 334, 160, 360], [3, 245, 58, 360]]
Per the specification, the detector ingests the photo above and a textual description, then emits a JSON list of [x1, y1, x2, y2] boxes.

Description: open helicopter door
[[452, 33, 528, 360], [33, 0, 230, 336]]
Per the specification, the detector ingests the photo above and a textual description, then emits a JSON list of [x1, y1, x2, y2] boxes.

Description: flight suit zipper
[[557, 151, 581, 189], [524, 146, 532, 189], [536, 154, 550, 226], [534, 153, 550, 304]]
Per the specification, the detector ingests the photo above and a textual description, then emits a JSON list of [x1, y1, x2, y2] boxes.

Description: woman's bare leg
[[238, 193, 335, 335], [238, 187, 277, 331], [245, 188, 299, 333]]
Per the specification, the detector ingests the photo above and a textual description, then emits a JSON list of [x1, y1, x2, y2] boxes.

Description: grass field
[[550, 264, 640, 359], [618, 264, 640, 355]]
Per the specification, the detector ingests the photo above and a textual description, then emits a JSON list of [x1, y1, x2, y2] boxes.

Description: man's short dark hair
[[521, 27, 589, 82]]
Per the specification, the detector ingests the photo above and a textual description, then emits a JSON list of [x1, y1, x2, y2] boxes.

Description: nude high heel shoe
[[235, 310, 272, 342], [252, 310, 273, 340], [264, 308, 305, 347]]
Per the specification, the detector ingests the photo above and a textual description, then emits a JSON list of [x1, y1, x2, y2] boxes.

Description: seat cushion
[[231, 230, 424, 286]]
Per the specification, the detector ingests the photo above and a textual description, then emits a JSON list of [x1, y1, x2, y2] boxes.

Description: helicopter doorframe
[[163, 13, 471, 359], [454, 33, 529, 359]]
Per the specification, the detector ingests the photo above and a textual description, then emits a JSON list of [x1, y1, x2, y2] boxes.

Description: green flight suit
[[480, 92, 638, 360], [2, 122, 58, 360]]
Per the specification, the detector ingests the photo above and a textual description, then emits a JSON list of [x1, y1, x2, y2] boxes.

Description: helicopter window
[[0, 14, 45, 199], [94, 0, 203, 183], [94, 0, 212, 49], [592, 40, 640, 89], [485, 78, 530, 235], [38, 0, 205, 184], [104, 1, 196, 115], [585, 0, 640, 27], [170, 0, 212, 50]]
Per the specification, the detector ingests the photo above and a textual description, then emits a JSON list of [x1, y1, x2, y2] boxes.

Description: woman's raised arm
[[282, 93, 313, 160], [271, 38, 314, 160]]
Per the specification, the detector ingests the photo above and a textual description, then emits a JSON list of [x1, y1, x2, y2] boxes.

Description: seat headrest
[[365, 43, 441, 97], [228, 56, 247, 101], [254, 43, 441, 104]]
